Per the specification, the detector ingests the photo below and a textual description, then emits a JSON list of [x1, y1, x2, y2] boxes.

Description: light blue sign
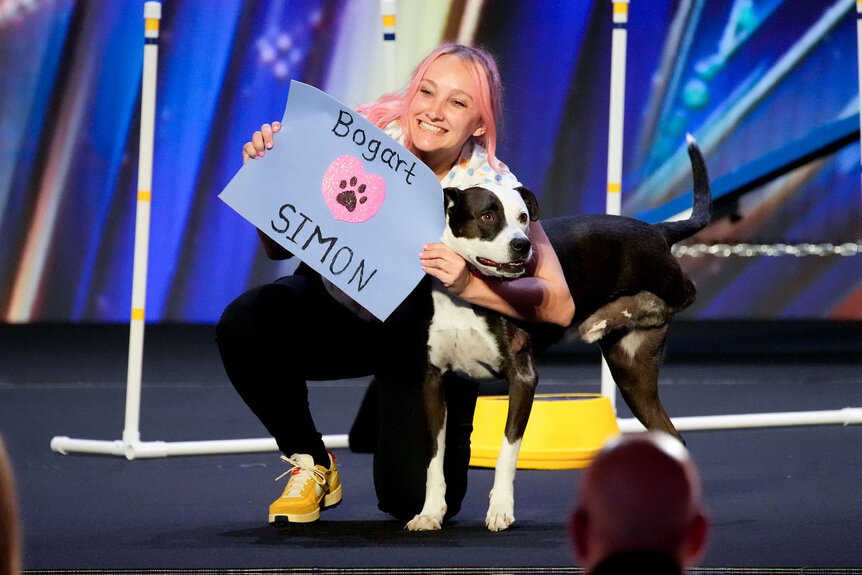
[[219, 81, 444, 321]]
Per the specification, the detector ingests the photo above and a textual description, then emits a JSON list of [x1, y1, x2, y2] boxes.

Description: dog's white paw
[[485, 507, 515, 532], [485, 493, 515, 532], [580, 319, 608, 343], [405, 513, 443, 531]]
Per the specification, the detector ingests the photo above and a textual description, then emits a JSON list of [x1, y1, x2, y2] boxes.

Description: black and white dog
[[406, 137, 711, 532]]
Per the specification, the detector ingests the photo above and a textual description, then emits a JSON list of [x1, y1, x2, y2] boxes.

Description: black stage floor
[[1, 322, 860, 573]]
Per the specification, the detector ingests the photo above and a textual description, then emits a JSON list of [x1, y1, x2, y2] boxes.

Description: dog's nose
[[510, 238, 531, 256]]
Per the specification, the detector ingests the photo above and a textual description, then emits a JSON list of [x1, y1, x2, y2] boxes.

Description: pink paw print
[[322, 155, 386, 223]]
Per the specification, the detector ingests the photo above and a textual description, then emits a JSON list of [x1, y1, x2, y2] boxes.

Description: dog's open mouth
[[476, 257, 527, 276]]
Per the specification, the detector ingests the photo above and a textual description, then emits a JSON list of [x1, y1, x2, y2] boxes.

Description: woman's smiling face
[[407, 54, 486, 173]]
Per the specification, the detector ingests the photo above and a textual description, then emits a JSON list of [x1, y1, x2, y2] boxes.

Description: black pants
[[215, 264, 480, 520]]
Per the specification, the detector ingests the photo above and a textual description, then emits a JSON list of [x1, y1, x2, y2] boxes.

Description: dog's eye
[[481, 212, 494, 223], [518, 213, 528, 224]]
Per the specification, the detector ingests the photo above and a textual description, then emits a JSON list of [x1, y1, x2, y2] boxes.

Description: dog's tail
[[654, 135, 712, 246]]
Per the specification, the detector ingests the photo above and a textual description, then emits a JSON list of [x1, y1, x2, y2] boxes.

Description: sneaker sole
[[268, 484, 343, 525], [269, 509, 320, 524], [324, 483, 343, 508]]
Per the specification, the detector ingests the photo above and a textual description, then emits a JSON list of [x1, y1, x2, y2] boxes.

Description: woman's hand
[[425, 222, 575, 327], [420, 242, 473, 295], [242, 121, 292, 259], [242, 121, 281, 164]]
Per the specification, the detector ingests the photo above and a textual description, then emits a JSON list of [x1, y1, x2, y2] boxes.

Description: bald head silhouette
[[571, 432, 709, 573]]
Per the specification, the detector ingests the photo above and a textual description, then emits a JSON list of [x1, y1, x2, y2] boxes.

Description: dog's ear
[[442, 187, 461, 213], [516, 186, 539, 221]]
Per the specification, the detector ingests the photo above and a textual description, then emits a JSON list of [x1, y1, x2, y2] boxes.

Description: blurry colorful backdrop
[[0, 0, 859, 323]]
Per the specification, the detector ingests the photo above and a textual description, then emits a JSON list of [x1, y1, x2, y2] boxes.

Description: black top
[[591, 550, 682, 575]]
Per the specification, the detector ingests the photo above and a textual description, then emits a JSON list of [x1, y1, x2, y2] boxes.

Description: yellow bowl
[[470, 393, 620, 470]]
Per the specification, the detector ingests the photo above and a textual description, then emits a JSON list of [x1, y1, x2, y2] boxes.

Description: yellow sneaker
[[268, 452, 342, 524]]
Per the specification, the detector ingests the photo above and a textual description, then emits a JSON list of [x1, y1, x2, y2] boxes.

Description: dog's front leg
[[486, 435, 520, 532], [486, 352, 538, 531], [406, 366, 448, 531]]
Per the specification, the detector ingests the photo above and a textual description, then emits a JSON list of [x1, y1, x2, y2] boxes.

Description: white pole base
[[618, 407, 862, 433], [49, 408, 862, 460], [50, 434, 350, 460]]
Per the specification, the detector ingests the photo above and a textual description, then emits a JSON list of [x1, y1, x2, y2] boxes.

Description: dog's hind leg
[[599, 326, 683, 442], [486, 334, 538, 532], [406, 366, 449, 531], [580, 292, 670, 343]]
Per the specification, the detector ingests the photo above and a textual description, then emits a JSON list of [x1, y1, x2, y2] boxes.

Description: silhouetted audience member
[[0, 438, 21, 575], [571, 432, 709, 574]]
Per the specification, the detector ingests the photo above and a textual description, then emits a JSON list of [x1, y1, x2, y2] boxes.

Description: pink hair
[[357, 43, 504, 171]]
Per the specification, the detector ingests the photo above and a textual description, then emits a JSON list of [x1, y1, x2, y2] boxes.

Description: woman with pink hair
[[219, 43, 574, 526]]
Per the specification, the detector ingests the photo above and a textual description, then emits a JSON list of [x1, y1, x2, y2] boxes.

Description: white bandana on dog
[[384, 122, 522, 190]]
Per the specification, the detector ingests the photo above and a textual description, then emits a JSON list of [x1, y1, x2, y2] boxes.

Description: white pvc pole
[[606, 0, 628, 217], [602, 0, 630, 411], [381, 0, 397, 92], [456, 0, 485, 46], [856, 0, 862, 185], [122, 1, 162, 456], [618, 407, 862, 433], [50, 434, 349, 459]]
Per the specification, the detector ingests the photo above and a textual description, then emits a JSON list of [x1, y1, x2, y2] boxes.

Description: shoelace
[[274, 455, 327, 497]]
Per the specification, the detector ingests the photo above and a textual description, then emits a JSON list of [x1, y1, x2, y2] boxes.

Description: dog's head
[[441, 184, 539, 279]]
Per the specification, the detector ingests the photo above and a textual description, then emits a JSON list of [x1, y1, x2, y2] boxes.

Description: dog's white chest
[[428, 285, 503, 381]]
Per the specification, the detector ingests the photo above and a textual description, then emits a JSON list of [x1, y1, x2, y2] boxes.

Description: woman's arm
[[420, 221, 575, 327], [256, 229, 293, 260]]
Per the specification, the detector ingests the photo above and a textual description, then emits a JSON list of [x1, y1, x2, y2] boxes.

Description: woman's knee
[[217, 282, 300, 346], [216, 290, 256, 343], [216, 284, 308, 389]]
